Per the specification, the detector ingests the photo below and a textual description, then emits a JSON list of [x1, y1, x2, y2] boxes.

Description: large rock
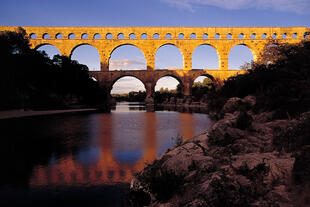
[[129, 107, 310, 207]]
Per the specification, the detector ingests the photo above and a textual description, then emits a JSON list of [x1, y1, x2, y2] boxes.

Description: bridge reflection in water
[[30, 103, 213, 187]]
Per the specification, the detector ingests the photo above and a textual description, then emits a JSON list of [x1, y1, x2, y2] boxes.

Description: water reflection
[[0, 103, 213, 189]]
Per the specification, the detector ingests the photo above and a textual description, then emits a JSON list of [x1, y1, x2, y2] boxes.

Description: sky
[[1, 0, 310, 93]]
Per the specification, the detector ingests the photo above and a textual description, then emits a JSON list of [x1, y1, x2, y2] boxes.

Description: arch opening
[[141, 33, 147, 39], [178, 33, 184, 39], [30, 33, 37, 39], [192, 75, 214, 102], [239, 33, 244, 39], [153, 33, 160, 39], [94, 33, 101, 39], [129, 33, 136, 39], [293, 33, 297, 39], [118, 33, 125, 39], [43, 33, 50, 39], [226, 33, 232, 39], [155, 76, 182, 103], [272, 33, 277, 39], [251, 33, 256, 39], [262, 33, 267, 39], [202, 33, 208, 39], [155, 44, 183, 69], [68, 33, 76, 39], [166, 33, 172, 39], [71, 44, 100, 71], [111, 76, 146, 102], [109, 45, 147, 71], [228, 44, 254, 70], [55, 33, 63, 39], [215, 33, 220, 39], [36, 44, 61, 59], [282, 33, 287, 39], [190, 33, 196, 39], [81, 33, 89, 39], [106, 33, 113, 39], [192, 44, 219, 69]]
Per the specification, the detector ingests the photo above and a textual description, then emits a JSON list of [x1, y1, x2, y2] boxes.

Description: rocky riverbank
[[128, 96, 310, 207]]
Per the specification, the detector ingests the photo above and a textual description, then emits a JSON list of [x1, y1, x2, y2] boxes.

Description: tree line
[[0, 27, 108, 110]]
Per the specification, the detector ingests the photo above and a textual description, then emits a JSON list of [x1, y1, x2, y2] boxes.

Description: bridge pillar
[[100, 53, 109, 71], [58, 47, 72, 57], [145, 81, 155, 111], [183, 80, 193, 104], [146, 52, 155, 71], [183, 51, 193, 70], [218, 49, 229, 71]]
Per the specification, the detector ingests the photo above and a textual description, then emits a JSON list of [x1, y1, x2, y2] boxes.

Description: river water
[[0, 102, 214, 206]]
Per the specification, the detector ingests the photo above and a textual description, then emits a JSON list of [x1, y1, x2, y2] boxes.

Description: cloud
[[110, 59, 146, 70], [160, 0, 310, 14]]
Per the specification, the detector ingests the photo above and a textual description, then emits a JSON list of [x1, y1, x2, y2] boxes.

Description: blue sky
[[1, 0, 310, 93]]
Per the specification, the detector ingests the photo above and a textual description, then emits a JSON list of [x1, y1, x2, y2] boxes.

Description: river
[[0, 102, 214, 206]]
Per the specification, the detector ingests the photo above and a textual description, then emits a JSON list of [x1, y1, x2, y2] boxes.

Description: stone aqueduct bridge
[[1, 26, 309, 99]]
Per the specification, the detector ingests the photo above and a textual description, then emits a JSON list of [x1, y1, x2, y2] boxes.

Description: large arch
[[192, 44, 219, 69], [191, 74, 215, 102], [228, 44, 254, 70], [70, 44, 101, 71], [155, 44, 183, 70], [35, 44, 61, 59], [110, 76, 146, 95], [109, 44, 147, 71], [155, 75, 183, 92]]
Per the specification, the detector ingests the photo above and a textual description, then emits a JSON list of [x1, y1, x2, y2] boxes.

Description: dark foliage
[[112, 91, 146, 102], [207, 40, 310, 118], [0, 27, 107, 110]]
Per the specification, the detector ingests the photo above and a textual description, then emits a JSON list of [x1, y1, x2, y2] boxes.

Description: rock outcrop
[[128, 96, 310, 207]]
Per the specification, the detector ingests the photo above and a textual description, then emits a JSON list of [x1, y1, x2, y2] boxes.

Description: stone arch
[[191, 74, 215, 101], [94, 33, 101, 39], [153, 33, 160, 39], [55, 33, 63, 39], [141, 33, 148, 39], [108, 44, 147, 71], [239, 33, 244, 39], [154, 74, 183, 92], [70, 43, 101, 71], [129, 33, 136, 39], [226, 33, 232, 39], [81, 33, 89, 39], [70, 43, 100, 58], [34, 43, 60, 51], [29, 33, 37, 39], [178, 33, 184, 39], [202, 33, 208, 39], [166, 33, 172, 39], [118, 33, 125, 39], [228, 44, 254, 70], [251, 33, 256, 39], [106, 33, 113, 39], [192, 44, 219, 69], [190, 33, 196, 39], [68, 33, 76, 39], [155, 43, 184, 69], [42, 33, 50, 39], [192, 73, 215, 83], [110, 75, 146, 93], [35, 43, 61, 59]]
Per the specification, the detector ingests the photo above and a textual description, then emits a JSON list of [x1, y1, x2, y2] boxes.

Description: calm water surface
[[0, 102, 214, 206]]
